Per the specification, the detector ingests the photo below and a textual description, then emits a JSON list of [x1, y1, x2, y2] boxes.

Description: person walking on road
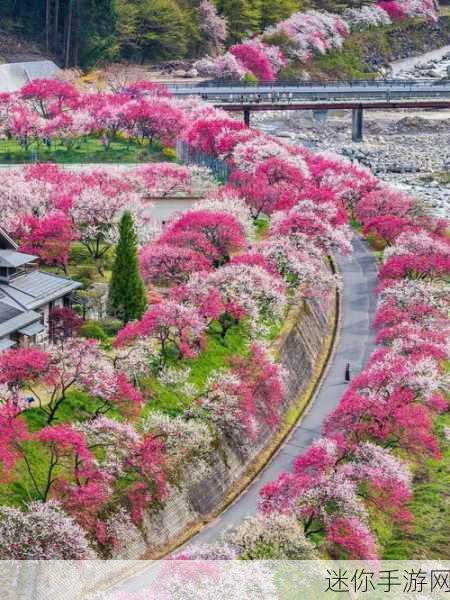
[[345, 362, 351, 382]]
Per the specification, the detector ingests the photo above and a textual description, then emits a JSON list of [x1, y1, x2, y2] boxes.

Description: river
[[255, 45, 450, 219]]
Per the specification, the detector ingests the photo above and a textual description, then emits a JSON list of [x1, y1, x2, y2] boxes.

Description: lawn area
[[66, 242, 114, 287], [0, 389, 107, 507], [382, 411, 450, 560], [0, 136, 172, 164], [141, 321, 251, 417], [0, 318, 262, 506]]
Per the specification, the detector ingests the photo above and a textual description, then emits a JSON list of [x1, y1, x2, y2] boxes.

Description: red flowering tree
[[355, 186, 415, 225], [230, 42, 276, 81], [17, 212, 78, 272], [158, 210, 247, 266], [377, 1, 407, 20], [184, 117, 246, 156], [0, 340, 142, 424], [259, 437, 412, 559], [230, 342, 285, 430], [380, 254, 450, 281], [48, 307, 83, 342], [362, 215, 414, 246], [345, 385, 441, 460], [0, 413, 166, 551], [140, 243, 212, 287], [115, 301, 207, 370], [229, 156, 308, 218], [19, 78, 79, 119], [121, 98, 186, 146], [193, 344, 284, 444]]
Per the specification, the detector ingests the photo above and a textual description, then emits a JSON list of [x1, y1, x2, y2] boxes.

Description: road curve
[[116, 234, 378, 593]]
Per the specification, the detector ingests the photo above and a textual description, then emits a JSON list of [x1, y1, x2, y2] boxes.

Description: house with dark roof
[[0, 228, 81, 350]]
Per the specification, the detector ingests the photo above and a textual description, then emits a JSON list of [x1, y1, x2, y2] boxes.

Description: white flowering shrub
[[0, 501, 95, 559], [230, 513, 318, 559], [143, 412, 214, 482], [343, 5, 391, 30]]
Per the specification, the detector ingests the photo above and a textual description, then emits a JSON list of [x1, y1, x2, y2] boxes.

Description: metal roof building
[[0, 227, 81, 349]]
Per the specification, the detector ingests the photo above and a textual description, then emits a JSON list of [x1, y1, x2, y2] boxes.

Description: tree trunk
[[53, 0, 60, 53], [65, 0, 74, 68], [73, 0, 81, 67], [45, 0, 51, 51]]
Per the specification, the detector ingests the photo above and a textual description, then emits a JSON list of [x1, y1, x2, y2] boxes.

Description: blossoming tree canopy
[[0, 339, 143, 424], [158, 210, 247, 265], [0, 72, 448, 564], [0, 501, 94, 559]]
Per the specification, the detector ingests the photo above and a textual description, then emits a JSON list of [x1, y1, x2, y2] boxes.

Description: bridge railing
[[168, 78, 450, 90]]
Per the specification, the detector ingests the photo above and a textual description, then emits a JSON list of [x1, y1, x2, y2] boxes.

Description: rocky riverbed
[[390, 44, 450, 79], [254, 48, 450, 218]]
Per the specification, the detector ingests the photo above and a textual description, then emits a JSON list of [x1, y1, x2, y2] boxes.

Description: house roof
[[19, 321, 46, 337], [1, 271, 82, 310], [0, 338, 16, 350], [0, 308, 41, 338], [0, 301, 23, 324], [0, 228, 18, 251], [0, 228, 82, 343], [0, 61, 59, 94], [0, 250, 38, 268]]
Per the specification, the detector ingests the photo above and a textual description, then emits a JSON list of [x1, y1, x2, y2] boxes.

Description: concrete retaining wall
[[138, 295, 334, 557], [0, 60, 59, 93]]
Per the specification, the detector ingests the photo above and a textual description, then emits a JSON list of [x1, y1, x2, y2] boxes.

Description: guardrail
[[167, 78, 450, 90], [176, 140, 229, 183]]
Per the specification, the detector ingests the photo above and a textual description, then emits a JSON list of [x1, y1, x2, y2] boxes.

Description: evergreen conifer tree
[[108, 211, 147, 323]]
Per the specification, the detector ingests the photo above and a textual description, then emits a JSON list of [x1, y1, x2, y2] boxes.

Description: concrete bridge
[[168, 79, 450, 141]]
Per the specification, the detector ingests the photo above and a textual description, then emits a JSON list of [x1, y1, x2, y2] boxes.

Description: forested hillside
[[0, 0, 350, 67]]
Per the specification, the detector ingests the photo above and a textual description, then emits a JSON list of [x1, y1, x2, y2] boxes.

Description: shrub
[[97, 317, 123, 337], [243, 72, 258, 85], [162, 146, 177, 159], [80, 321, 108, 341]]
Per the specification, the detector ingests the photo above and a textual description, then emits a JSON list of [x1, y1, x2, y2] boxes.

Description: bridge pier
[[243, 108, 251, 127], [352, 106, 364, 142]]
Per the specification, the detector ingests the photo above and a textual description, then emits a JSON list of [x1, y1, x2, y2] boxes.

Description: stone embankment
[[362, 19, 450, 75], [133, 294, 336, 558], [7, 286, 337, 600]]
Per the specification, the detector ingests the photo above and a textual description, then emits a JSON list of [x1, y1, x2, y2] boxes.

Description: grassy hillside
[[383, 412, 450, 559]]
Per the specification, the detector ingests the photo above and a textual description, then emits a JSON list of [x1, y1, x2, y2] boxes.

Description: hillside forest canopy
[[0, 0, 364, 67]]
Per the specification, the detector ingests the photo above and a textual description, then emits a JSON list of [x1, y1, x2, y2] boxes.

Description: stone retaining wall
[[137, 295, 334, 558], [363, 18, 450, 73]]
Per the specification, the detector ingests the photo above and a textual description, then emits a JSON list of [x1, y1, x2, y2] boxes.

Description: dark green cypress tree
[[108, 211, 147, 323]]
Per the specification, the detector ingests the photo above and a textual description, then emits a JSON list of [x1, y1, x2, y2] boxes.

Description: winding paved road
[[115, 234, 378, 593]]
